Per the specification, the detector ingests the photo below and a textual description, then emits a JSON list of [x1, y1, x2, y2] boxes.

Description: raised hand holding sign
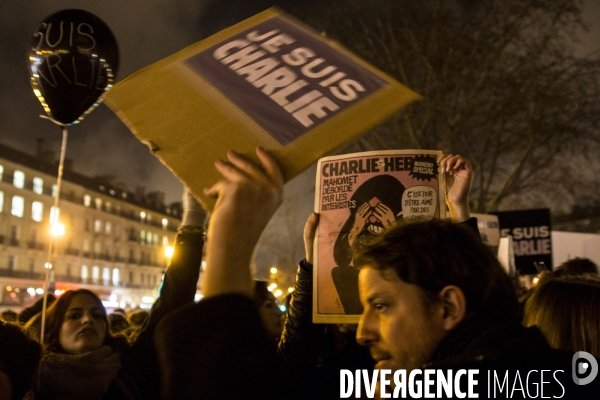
[[28, 9, 119, 125]]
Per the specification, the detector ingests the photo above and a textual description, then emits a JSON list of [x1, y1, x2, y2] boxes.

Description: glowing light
[[35, 288, 44, 295], [164, 246, 174, 258], [51, 223, 65, 237], [279, 305, 287, 312], [142, 296, 155, 304], [287, 287, 294, 293], [109, 294, 117, 302], [5, 286, 12, 292], [195, 294, 204, 302], [27, 288, 36, 296], [274, 289, 283, 297], [45, 263, 52, 269], [270, 267, 278, 274], [102, 301, 119, 308], [532, 277, 540, 285]]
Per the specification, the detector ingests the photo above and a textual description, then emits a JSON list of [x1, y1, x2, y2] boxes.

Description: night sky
[[1, 0, 598, 205]]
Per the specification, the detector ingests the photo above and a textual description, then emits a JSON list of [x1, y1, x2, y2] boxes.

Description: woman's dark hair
[[354, 218, 519, 320], [43, 289, 123, 352]]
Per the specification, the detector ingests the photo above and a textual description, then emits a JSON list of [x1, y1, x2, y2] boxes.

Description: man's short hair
[[0, 320, 42, 400], [353, 218, 519, 320]]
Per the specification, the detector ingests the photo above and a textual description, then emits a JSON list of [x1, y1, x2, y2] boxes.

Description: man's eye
[[374, 303, 388, 312]]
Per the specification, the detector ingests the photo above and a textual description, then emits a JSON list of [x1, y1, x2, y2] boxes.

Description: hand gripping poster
[[313, 150, 447, 323]]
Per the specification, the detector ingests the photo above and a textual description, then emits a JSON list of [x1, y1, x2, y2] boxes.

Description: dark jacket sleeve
[[278, 259, 328, 372], [121, 228, 205, 400], [155, 294, 294, 400]]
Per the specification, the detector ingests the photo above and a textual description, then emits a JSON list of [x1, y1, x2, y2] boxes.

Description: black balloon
[[28, 9, 119, 125]]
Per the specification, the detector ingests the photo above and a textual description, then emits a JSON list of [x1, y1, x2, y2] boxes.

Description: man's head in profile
[[353, 219, 518, 372]]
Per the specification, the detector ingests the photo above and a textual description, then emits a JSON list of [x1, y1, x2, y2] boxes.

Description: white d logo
[[572, 351, 599, 385]]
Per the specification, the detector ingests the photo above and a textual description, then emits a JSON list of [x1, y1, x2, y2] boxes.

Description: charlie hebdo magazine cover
[[313, 150, 447, 323]]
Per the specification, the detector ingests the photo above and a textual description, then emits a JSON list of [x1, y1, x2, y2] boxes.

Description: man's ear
[[437, 285, 467, 331]]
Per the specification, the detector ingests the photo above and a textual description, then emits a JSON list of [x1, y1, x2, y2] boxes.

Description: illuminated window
[[33, 177, 43, 194], [83, 195, 91, 207], [105, 222, 112, 235], [13, 170, 25, 188], [83, 239, 90, 252], [105, 202, 111, 212], [94, 242, 101, 254], [32, 201, 43, 222], [11, 196, 24, 217], [140, 230, 146, 245], [0, 191, 4, 212], [81, 265, 89, 280], [162, 218, 168, 230], [162, 236, 168, 246], [94, 219, 102, 233], [95, 198, 102, 209], [140, 211, 146, 222], [50, 207, 60, 224], [52, 184, 57, 198], [92, 266, 99, 281], [112, 268, 120, 286], [147, 214, 152, 223], [153, 233, 159, 247], [0, 165, 3, 180], [102, 267, 110, 283]]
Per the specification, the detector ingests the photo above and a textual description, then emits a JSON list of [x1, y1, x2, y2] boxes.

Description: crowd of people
[[1, 149, 599, 399]]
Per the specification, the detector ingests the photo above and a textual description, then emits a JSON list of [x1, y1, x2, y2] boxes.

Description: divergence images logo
[[572, 351, 598, 385]]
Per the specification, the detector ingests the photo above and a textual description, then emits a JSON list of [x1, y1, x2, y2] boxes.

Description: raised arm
[[439, 154, 473, 223]]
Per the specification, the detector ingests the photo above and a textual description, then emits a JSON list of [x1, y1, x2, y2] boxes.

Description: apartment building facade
[[0, 143, 183, 312]]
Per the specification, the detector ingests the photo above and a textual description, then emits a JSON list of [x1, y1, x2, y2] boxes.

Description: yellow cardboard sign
[[103, 8, 420, 210]]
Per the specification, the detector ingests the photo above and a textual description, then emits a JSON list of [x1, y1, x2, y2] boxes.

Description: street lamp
[[164, 246, 174, 258]]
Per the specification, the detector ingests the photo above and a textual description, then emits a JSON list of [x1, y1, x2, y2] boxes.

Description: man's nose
[[356, 313, 376, 347]]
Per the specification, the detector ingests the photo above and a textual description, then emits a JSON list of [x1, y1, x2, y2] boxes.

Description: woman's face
[[59, 294, 107, 354], [258, 293, 283, 343]]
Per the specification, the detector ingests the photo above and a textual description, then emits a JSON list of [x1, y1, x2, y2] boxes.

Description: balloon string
[[40, 125, 69, 342]]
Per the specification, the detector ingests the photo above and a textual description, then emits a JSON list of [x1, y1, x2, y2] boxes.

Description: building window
[[32, 201, 43, 222], [52, 184, 57, 198], [92, 266, 99, 282], [95, 198, 102, 209], [112, 268, 120, 286], [66, 263, 71, 277], [94, 242, 101, 255], [140, 211, 146, 222], [102, 267, 110, 284], [85, 218, 90, 232], [0, 191, 4, 213], [162, 236, 168, 247], [105, 222, 112, 235], [106, 202, 111, 212], [147, 214, 152, 224], [50, 207, 59, 224], [11, 196, 24, 217], [153, 233, 159, 247], [140, 230, 146, 245], [29, 258, 35, 273], [0, 165, 3, 181], [84, 195, 91, 207], [94, 219, 102, 233], [141, 273, 145, 285], [10, 225, 18, 245], [83, 239, 90, 253], [33, 177, 43, 194], [8, 255, 15, 271], [81, 265, 88, 280], [13, 170, 25, 188]]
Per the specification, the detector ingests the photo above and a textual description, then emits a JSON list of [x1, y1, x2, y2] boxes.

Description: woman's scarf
[[38, 345, 122, 399]]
